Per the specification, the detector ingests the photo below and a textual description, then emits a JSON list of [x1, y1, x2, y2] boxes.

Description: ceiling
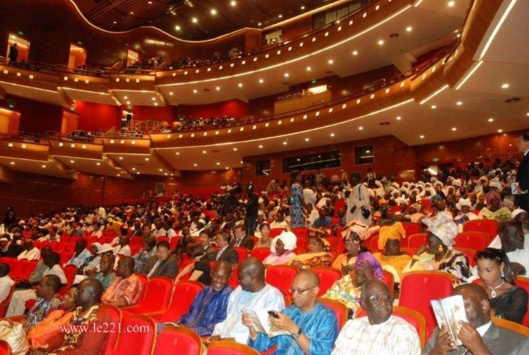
[[72, 0, 341, 41], [1, 0, 528, 179]]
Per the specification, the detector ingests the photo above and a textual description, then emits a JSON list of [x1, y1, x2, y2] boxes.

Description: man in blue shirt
[[247, 270, 338, 355], [312, 207, 333, 228]]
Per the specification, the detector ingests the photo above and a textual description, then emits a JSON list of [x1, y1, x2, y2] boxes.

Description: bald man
[[424, 283, 529, 355], [248, 270, 338, 355]]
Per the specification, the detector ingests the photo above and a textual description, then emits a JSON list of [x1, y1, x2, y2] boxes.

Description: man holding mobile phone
[[247, 270, 338, 355]]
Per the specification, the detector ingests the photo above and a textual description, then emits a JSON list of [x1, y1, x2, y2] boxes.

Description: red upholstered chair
[[454, 231, 490, 250], [402, 222, 422, 237], [122, 276, 173, 314], [10, 259, 28, 281], [407, 233, 428, 249], [0, 340, 10, 355], [113, 314, 156, 355], [135, 273, 149, 303], [130, 236, 142, 247], [455, 247, 477, 267], [0, 258, 17, 270], [295, 236, 308, 253], [265, 265, 298, 297], [20, 260, 38, 280], [319, 297, 348, 331], [153, 280, 204, 323], [250, 248, 272, 261], [234, 247, 248, 261], [228, 263, 239, 288], [169, 236, 180, 251], [207, 340, 259, 355], [0, 284, 15, 318], [101, 304, 122, 355], [269, 228, 284, 238], [154, 325, 203, 355], [462, 219, 498, 240], [363, 233, 380, 252], [512, 276, 529, 327], [382, 270, 395, 297], [399, 271, 456, 340], [356, 305, 426, 347], [291, 227, 309, 240], [311, 267, 342, 296]]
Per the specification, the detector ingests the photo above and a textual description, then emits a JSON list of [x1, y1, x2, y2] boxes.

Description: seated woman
[[403, 216, 470, 282], [26, 286, 78, 349], [263, 231, 297, 266], [475, 248, 528, 324], [175, 243, 211, 285], [254, 223, 272, 249], [373, 227, 411, 284], [477, 193, 511, 222], [323, 252, 383, 317], [377, 206, 406, 247], [332, 231, 366, 275], [288, 230, 334, 269]]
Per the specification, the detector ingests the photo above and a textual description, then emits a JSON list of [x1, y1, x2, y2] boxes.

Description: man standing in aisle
[[515, 132, 529, 212], [346, 172, 372, 225]]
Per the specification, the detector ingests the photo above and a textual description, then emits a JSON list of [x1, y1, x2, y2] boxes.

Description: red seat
[[234, 247, 248, 261], [363, 233, 380, 252], [250, 248, 271, 261], [21, 260, 38, 280], [0, 340, 10, 355], [455, 247, 477, 267], [11, 259, 28, 280], [512, 276, 529, 327], [135, 273, 149, 303], [319, 297, 348, 331], [207, 340, 259, 355], [269, 228, 284, 238], [228, 263, 239, 288], [0, 258, 17, 271], [402, 222, 422, 237], [101, 304, 122, 355], [157, 236, 170, 243], [291, 227, 308, 240], [153, 280, 204, 323], [113, 314, 156, 355], [169, 236, 180, 251], [311, 267, 342, 296], [265, 265, 298, 297], [130, 236, 142, 246], [407, 233, 428, 249], [382, 270, 395, 297], [356, 305, 426, 347], [462, 219, 498, 240], [399, 271, 456, 340], [59, 251, 73, 264], [122, 276, 173, 314], [454, 231, 490, 251], [154, 325, 203, 355]]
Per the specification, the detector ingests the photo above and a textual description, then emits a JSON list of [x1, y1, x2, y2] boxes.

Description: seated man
[[7, 252, 67, 316], [312, 207, 334, 228], [65, 240, 91, 268], [332, 279, 421, 354], [0, 263, 14, 303], [247, 270, 338, 354], [161, 260, 233, 336], [209, 257, 284, 344], [94, 254, 116, 290], [214, 232, 239, 265], [101, 256, 143, 307], [18, 275, 64, 332], [18, 240, 41, 260], [29, 278, 113, 355], [133, 236, 157, 273], [424, 283, 529, 354], [143, 241, 178, 279]]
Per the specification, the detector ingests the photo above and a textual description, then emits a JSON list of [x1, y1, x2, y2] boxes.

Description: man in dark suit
[[214, 232, 239, 265], [515, 133, 529, 213], [199, 230, 217, 261], [231, 224, 254, 251], [143, 241, 178, 279], [423, 283, 529, 354]]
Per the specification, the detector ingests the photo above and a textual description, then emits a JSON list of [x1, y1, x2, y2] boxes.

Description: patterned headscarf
[[355, 252, 383, 279]]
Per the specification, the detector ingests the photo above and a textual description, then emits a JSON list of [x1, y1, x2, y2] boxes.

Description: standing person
[[515, 132, 529, 213], [8, 43, 18, 65], [245, 190, 259, 237], [290, 171, 306, 228], [346, 172, 372, 225]]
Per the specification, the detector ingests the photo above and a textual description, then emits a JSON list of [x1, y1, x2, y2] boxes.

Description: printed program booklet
[[243, 309, 290, 337], [431, 295, 468, 346]]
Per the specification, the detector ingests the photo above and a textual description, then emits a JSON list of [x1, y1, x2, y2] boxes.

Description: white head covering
[[98, 243, 114, 254], [91, 242, 102, 251], [456, 198, 472, 210], [423, 214, 459, 249], [489, 181, 502, 190], [512, 208, 527, 219], [452, 179, 462, 187], [271, 231, 297, 253]]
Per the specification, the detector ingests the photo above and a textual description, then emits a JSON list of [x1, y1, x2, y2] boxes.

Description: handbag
[[358, 186, 371, 219], [0, 320, 29, 353]]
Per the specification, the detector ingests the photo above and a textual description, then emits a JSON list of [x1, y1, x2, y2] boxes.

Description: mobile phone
[[267, 310, 280, 318]]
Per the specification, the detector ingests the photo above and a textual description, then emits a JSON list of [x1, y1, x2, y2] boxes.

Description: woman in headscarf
[[323, 252, 384, 317], [289, 171, 306, 228], [332, 231, 366, 275], [263, 231, 297, 266], [477, 193, 511, 222], [377, 206, 406, 249], [403, 216, 470, 282], [373, 224, 411, 283], [288, 229, 334, 269]]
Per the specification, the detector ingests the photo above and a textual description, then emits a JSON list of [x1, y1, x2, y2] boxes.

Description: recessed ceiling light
[[396, 116, 401, 120], [488, 118, 494, 122], [169, 92, 173, 95], [456, 101, 462, 105], [175, 25, 181, 31], [123, 96, 128, 100], [305, 138, 309, 142], [119, 157, 123, 160], [306, 66, 311, 71], [498, 129, 503, 133], [233, 148, 238, 151], [330, 133, 335, 137], [431, 105, 437, 109], [378, 40, 384, 45], [526, 112, 529, 117], [9, 162, 14, 165], [238, 83, 243, 87], [406, 26, 412, 32], [452, 127, 457, 131], [42, 165, 46, 168], [194, 163, 197, 167], [420, 135, 425, 139], [359, 126, 363, 130], [202, 150, 207, 154], [210, 9, 217, 15], [176, 152, 180, 155], [258, 145, 263, 148], [193, 89, 198, 93], [328, 59, 334, 64], [159, 168, 163, 172], [230, 0, 236, 6], [284, 73, 289, 77], [96, 162, 101, 166], [352, 50, 358, 56], [501, 83, 510, 89], [191, 17, 198, 23], [301, 5, 305, 10], [70, 160, 75, 163], [129, 11, 134, 15], [145, 158, 149, 161], [215, 86, 220, 91], [259, 79, 264, 83], [216, 162, 220, 165], [283, 142, 287, 145], [448, 1, 455, 7], [278, 14, 283, 18]]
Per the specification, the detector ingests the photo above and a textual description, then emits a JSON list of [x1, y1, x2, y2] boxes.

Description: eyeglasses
[[289, 286, 316, 295], [367, 294, 392, 303]]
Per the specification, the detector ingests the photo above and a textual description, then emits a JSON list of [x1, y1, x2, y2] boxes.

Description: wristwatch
[[291, 327, 302, 339]]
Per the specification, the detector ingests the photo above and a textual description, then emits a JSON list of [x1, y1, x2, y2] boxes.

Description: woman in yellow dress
[[373, 224, 411, 283]]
